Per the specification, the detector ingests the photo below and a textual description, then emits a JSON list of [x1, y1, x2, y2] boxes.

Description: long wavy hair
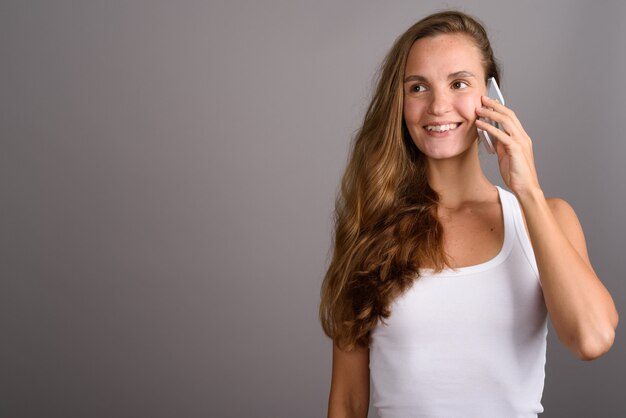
[[319, 10, 501, 351]]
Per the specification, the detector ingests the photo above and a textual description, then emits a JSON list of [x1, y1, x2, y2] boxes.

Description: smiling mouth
[[424, 122, 461, 133]]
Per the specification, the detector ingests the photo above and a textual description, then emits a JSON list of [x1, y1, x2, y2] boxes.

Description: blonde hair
[[319, 10, 501, 351]]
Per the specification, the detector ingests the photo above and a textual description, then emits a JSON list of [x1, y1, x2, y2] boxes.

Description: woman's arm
[[517, 190, 618, 361], [476, 96, 618, 361], [328, 341, 370, 418]]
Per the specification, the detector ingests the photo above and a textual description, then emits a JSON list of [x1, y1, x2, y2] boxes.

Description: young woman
[[319, 10, 618, 418]]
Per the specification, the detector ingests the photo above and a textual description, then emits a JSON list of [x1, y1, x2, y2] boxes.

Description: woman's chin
[[418, 139, 478, 160], [421, 147, 467, 160]]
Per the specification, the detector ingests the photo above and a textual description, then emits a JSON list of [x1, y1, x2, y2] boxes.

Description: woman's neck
[[425, 147, 495, 209]]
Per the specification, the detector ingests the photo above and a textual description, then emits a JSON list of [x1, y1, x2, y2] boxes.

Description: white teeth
[[426, 123, 459, 132]]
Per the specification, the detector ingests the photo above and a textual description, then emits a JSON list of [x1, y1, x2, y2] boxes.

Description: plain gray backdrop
[[1, 0, 624, 417]]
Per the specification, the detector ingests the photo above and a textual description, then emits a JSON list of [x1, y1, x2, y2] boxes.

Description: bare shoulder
[[546, 197, 578, 223], [545, 196, 594, 269], [546, 197, 585, 239], [518, 196, 579, 229]]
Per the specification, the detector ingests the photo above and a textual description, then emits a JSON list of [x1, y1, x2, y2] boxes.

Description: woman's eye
[[452, 81, 469, 89], [411, 84, 426, 93]]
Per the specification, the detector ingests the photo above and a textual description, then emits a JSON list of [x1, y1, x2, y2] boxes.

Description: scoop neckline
[[418, 185, 514, 277]]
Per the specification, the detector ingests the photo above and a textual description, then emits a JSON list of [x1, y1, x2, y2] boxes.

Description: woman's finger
[[481, 96, 524, 131], [475, 119, 514, 146], [481, 95, 511, 115], [475, 107, 518, 136]]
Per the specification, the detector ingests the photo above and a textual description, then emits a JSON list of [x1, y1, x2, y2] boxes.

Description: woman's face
[[403, 33, 487, 160]]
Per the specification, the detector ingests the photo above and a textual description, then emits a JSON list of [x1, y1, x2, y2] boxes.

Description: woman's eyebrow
[[403, 74, 428, 83], [448, 71, 476, 79], [403, 71, 476, 83]]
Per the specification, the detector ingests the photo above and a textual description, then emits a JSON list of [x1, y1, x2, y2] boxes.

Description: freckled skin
[[403, 34, 488, 160]]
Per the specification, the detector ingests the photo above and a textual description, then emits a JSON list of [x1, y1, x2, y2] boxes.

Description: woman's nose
[[427, 90, 452, 115]]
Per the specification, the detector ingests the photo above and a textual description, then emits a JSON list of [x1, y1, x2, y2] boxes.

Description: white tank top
[[370, 185, 548, 418]]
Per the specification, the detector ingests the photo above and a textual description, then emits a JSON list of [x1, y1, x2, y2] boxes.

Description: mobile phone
[[477, 77, 505, 154]]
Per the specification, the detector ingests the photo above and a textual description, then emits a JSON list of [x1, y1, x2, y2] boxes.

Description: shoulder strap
[[499, 186, 541, 283]]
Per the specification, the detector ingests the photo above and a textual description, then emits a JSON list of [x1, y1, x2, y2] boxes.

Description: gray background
[[1, 0, 624, 417]]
